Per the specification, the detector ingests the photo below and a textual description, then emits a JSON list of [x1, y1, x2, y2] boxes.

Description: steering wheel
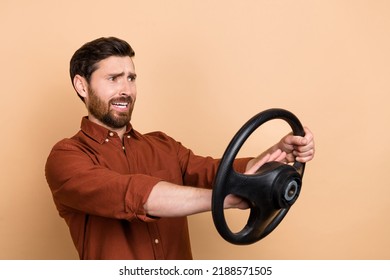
[[211, 108, 306, 245]]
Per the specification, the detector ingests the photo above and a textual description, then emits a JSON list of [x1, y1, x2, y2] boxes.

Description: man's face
[[84, 56, 137, 129]]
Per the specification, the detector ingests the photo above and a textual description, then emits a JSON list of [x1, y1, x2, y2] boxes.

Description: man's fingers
[[245, 149, 286, 175], [245, 153, 270, 174], [275, 151, 287, 162]]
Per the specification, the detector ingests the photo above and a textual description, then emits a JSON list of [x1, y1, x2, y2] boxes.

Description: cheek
[[94, 83, 118, 99], [130, 85, 137, 98]]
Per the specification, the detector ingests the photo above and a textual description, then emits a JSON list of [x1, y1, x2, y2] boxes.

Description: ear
[[73, 75, 88, 99]]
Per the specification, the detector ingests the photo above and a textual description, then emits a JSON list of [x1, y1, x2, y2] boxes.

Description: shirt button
[[154, 239, 159, 244], [105, 138, 109, 142], [127, 135, 131, 139], [109, 132, 114, 137]]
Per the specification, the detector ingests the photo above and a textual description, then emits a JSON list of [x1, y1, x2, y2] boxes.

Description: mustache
[[110, 96, 133, 104]]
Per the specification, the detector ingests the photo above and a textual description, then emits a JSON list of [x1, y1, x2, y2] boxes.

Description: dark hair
[[69, 37, 135, 101]]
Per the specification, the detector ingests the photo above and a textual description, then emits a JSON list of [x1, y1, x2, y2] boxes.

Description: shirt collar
[[80, 116, 134, 144]]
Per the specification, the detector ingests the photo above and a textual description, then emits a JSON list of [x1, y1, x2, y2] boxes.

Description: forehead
[[94, 56, 135, 74]]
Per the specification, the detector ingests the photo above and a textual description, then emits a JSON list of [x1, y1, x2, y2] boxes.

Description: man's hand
[[224, 194, 250, 210], [245, 126, 315, 174], [245, 148, 287, 175], [278, 127, 315, 163]]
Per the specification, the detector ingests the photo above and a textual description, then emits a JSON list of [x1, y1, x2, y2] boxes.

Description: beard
[[87, 88, 134, 129]]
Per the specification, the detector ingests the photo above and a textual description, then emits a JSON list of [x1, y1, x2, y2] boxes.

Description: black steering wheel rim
[[211, 108, 306, 245]]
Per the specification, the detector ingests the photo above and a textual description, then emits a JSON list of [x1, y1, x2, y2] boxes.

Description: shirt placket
[[123, 132, 165, 259], [147, 223, 165, 260]]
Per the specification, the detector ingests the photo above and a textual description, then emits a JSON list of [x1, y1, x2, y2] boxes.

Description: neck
[[110, 126, 127, 140]]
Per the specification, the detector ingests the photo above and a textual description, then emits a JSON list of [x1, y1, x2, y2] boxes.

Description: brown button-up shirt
[[45, 117, 250, 259]]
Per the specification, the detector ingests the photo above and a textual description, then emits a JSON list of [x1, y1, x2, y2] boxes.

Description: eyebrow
[[107, 72, 137, 79]]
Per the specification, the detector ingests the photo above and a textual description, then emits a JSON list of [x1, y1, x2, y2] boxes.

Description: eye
[[128, 74, 137, 82]]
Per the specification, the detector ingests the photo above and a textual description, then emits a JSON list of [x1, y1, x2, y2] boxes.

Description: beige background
[[1, 0, 389, 259]]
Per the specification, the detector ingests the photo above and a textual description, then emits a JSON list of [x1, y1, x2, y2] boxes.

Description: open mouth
[[110, 96, 132, 112], [111, 102, 129, 109]]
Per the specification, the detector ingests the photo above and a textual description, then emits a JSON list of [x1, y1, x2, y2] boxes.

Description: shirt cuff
[[124, 174, 162, 222]]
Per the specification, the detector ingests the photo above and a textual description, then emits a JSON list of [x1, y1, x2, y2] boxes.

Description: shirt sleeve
[[175, 140, 252, 188], [45, 140, 161, 222]]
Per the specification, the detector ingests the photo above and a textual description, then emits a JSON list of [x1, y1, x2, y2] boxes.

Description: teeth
[[112, 102, 128, 108]]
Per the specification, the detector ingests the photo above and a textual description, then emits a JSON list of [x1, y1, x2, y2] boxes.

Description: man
[[45, 37, 315, 260]]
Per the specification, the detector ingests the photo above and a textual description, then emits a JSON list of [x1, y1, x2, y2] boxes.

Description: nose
[[120, 79, 136, 97]]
